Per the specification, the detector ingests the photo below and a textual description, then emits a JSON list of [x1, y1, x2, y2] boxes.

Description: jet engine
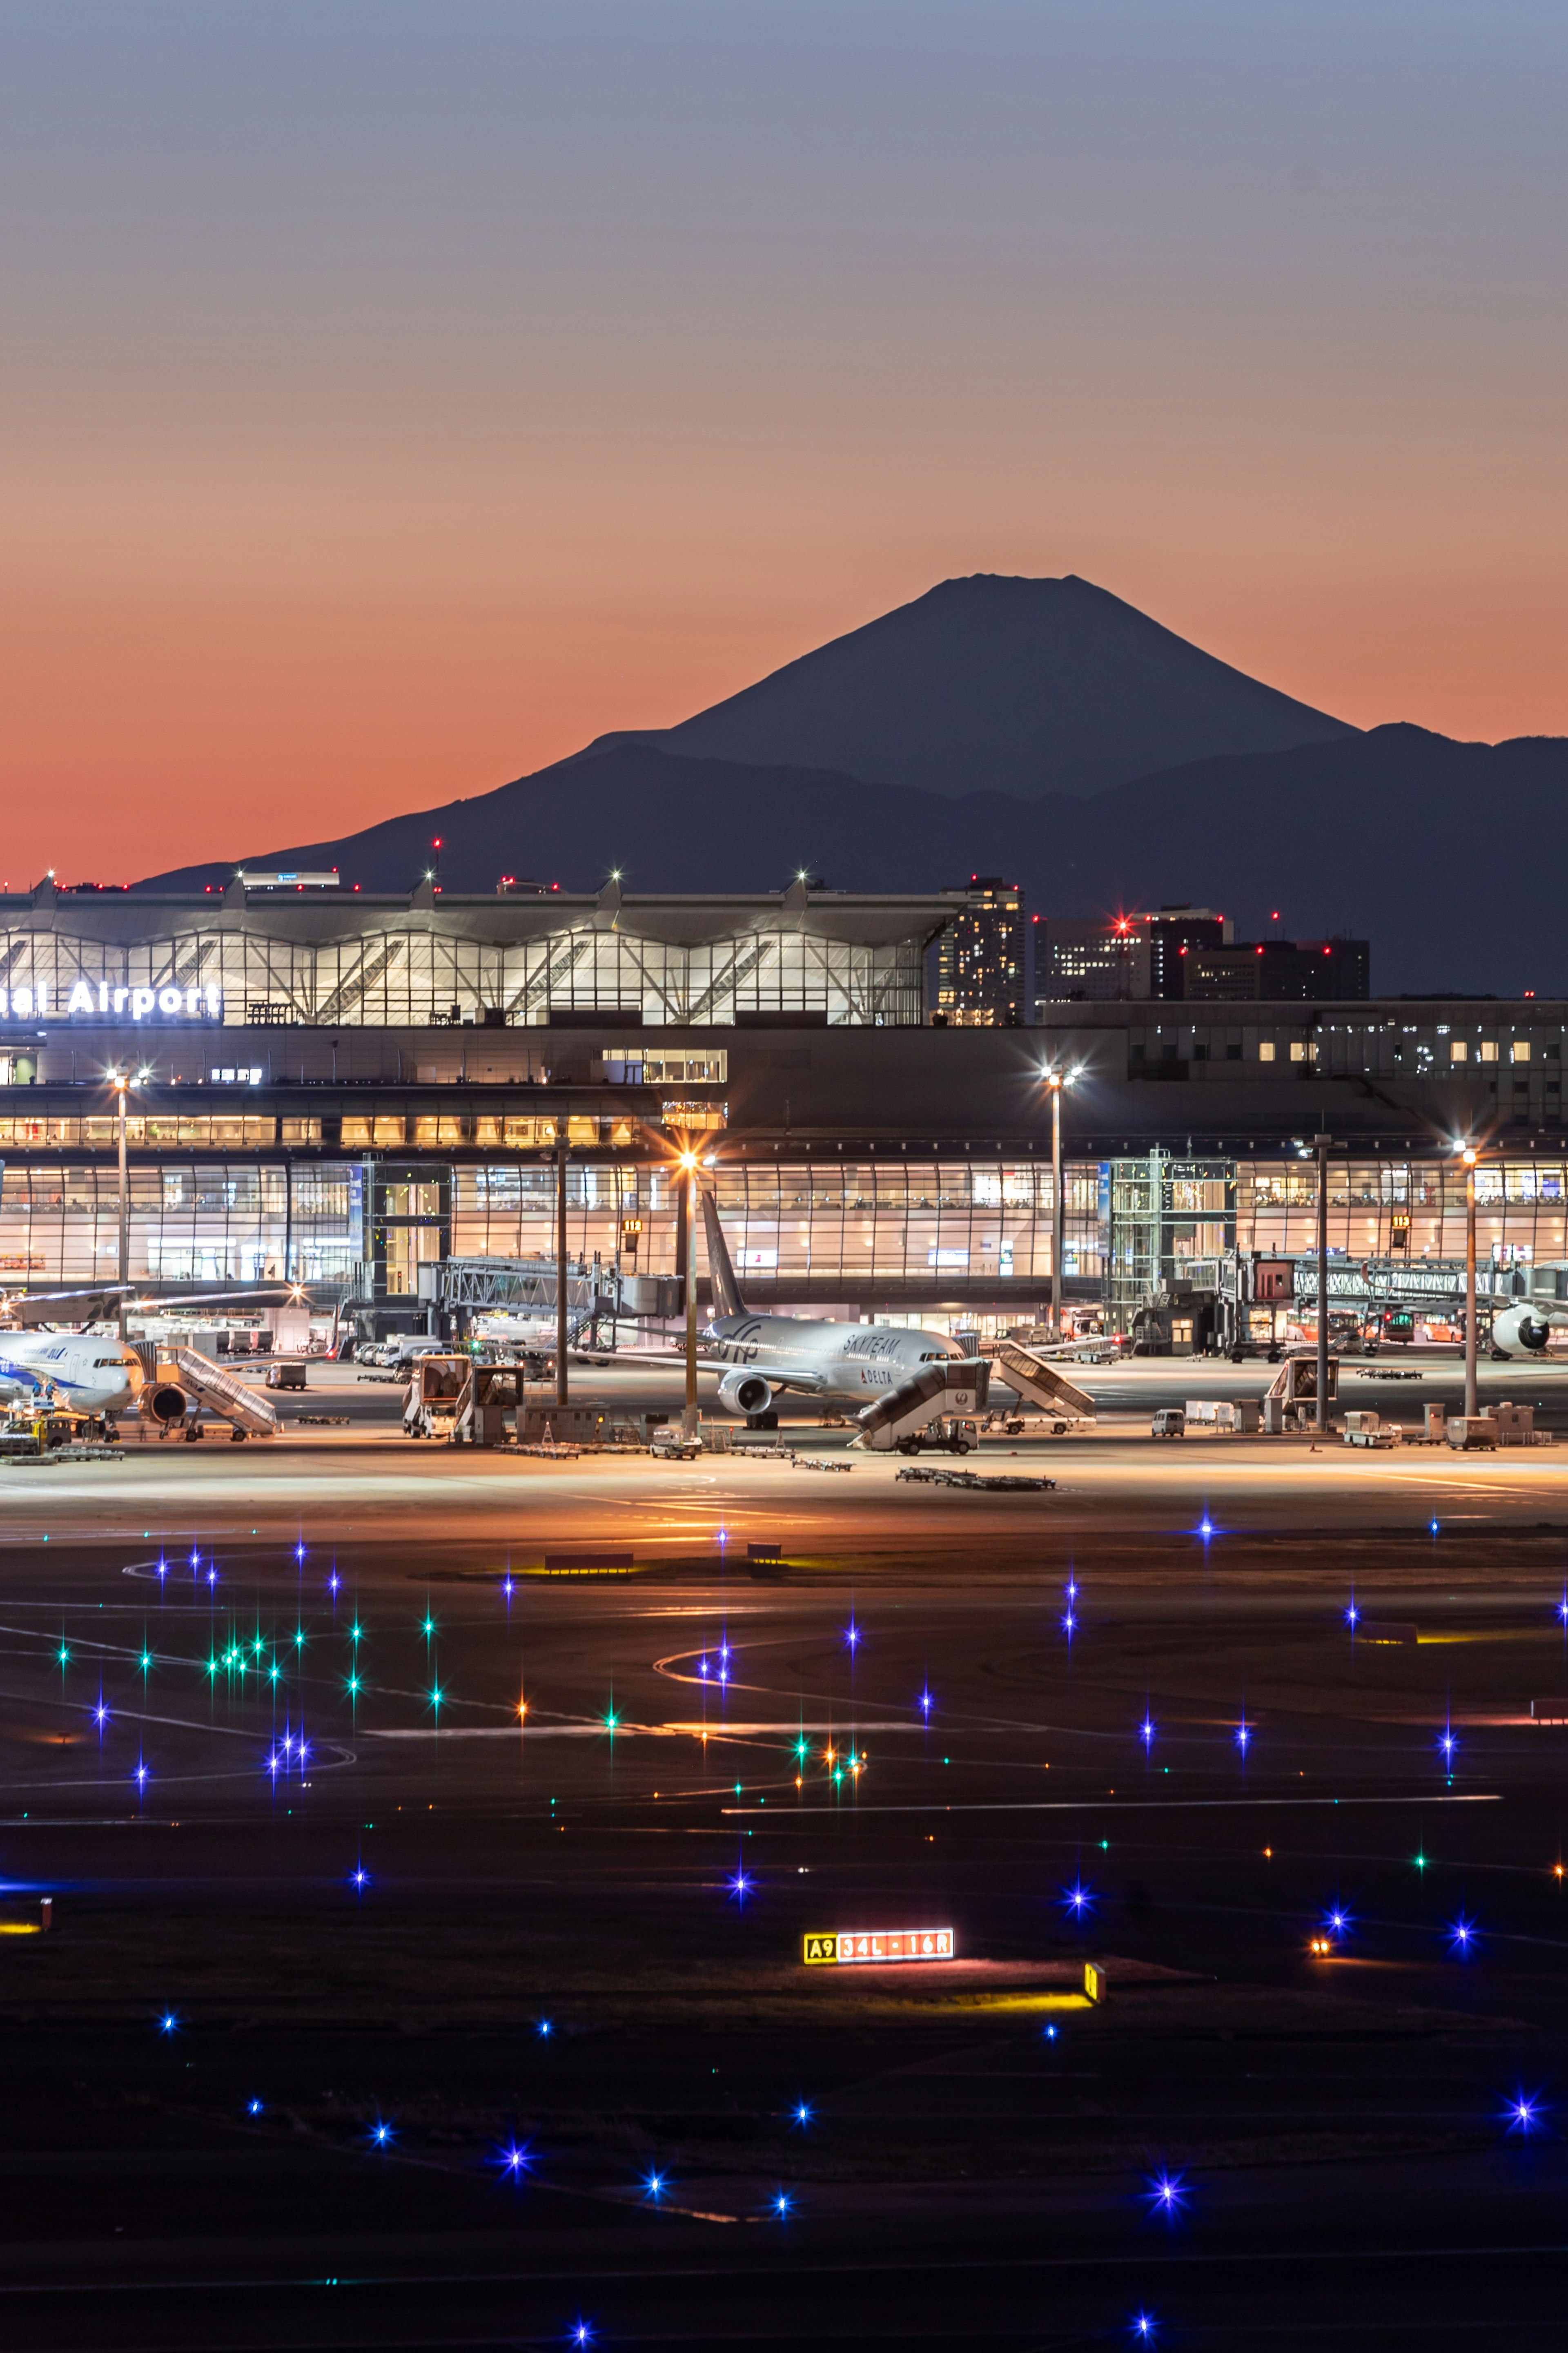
[[1490, 1304, 1554, 1358], [716, 1370, 775, 1419], [139, 1381, 191, 1427]]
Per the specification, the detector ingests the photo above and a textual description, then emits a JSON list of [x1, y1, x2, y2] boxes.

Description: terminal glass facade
[[0, 919, 930, 1030], [6, 1148, 1567, 1303]]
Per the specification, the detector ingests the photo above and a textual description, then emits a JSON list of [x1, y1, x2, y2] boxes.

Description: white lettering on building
[[0, 980, 222, 1021]]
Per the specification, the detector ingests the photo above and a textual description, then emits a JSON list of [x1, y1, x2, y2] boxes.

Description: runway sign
[[802, 1928, 954, 1966]]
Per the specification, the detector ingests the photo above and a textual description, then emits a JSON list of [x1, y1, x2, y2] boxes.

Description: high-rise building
[[1037, 914, 1153, 1003], [934, 877, 1027, 1025], [1148, 906, 1233, 997], [1181, 936, 1370, 1001]]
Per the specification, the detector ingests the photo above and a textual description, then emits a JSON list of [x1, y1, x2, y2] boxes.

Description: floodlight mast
[[555, 1123, 569, 1411], [1043, 1068, 1078, 1339], [1461, 1143, 1479, 1418], [112, 1068, 132, 1339], [1313, 1133, 1332, 1432], [679, 1149, 699, 1438]]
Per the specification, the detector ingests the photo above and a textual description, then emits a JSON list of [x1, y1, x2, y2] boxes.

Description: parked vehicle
[[895, 1416, 978, 1456], [1151, 1407, 1187, 1437], [649, 1424, 703, 1461]]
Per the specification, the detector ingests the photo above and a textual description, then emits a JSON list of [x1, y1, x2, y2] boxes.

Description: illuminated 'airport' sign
[[803, 1928, 954, 1966], [0, 983, 223, 1022]]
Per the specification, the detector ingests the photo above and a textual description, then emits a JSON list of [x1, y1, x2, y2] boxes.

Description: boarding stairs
[[989, 1342, 1096, 1426], [852, 1359, 990, 1452], [136, 1347, 279, 1438]]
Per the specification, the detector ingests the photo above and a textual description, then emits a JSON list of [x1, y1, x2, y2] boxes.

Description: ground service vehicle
[[895, 1416, 978, 1456], [649, 1425, 703, 1461], [1152, 1407, 1187, 1437]]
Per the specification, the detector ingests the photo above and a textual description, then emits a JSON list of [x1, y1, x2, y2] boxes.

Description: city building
[[933, 877, 1027, 1025], [0, 880, 1561, 1344], [1180, 936, 1370, 1002], [1036, 914, 1152, 1003], [1148, 906, 1232, 997], [1039, 910, 1370, 1006]]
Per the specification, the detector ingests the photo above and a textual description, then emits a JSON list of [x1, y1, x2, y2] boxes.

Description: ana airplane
[[694, 1191, 966, 1417], [472, 1308, 591, 1352], [0, 1333, 138, 1413]]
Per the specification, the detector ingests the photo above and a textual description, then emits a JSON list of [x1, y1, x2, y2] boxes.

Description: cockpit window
[[94, 1356, 124, 1367]]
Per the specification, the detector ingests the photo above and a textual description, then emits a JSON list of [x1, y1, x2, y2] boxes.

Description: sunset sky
[[4, 0, 1565, 884]]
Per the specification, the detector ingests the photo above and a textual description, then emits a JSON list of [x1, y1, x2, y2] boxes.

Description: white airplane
[[0, 1333, 138, 1413], [472, 1309, 593, 1352], [1490, 1302, 1567, 1358], [693, 1192, 967, 1417]]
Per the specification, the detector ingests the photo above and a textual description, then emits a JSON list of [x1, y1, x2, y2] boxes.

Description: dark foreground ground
[[0, 1525, 1566, 2348]]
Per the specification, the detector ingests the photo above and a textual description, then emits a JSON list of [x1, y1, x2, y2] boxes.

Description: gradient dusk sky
[[4, 0, 1565, 882]]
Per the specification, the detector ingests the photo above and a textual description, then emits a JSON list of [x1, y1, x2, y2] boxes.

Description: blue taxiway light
[[158, 2012, 178, 2035], [792, 2102, 813, 2127], [1146, 2168, 1187, 2217], [370, 2122, 393, 2147], [1449, 1912, 1479, 1956], [1061, 1880, 1095, 1918], [1504, 2090, 1544, 2135]]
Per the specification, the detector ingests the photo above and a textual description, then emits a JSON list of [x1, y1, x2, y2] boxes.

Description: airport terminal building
[[1, 879, 1566, 1340]]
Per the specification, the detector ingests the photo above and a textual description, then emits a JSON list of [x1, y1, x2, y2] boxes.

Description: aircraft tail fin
[[700, 1188, 748, 1319]]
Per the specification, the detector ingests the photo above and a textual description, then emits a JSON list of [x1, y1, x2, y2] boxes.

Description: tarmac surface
[[0, 1350, 1566, 2346]]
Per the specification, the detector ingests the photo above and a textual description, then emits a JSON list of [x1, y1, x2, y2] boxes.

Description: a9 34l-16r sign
[[803, 1928, 954, 1965]]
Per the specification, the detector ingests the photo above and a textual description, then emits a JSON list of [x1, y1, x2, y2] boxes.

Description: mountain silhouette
[[579, 573, 1355, 798], [136, 725, 1568, 997]]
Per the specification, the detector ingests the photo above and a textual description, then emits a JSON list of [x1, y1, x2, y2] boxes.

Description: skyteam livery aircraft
[[695, 1191, 965, 1418]]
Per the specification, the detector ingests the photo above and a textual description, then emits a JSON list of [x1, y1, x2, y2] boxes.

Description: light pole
[[555, 1122, 569, 1412], [112, 1068, 132, 1339], [679, 1149, 699, 1438], [1461, 1143, 1478, 1419], [1042, 1067, 1078, 1338], [1313, 1133, 1332, 1432]]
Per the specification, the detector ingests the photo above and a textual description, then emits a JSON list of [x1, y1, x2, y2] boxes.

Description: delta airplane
[[0, 1333, 138, 1414], [693, 1191, 966, 1417]]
